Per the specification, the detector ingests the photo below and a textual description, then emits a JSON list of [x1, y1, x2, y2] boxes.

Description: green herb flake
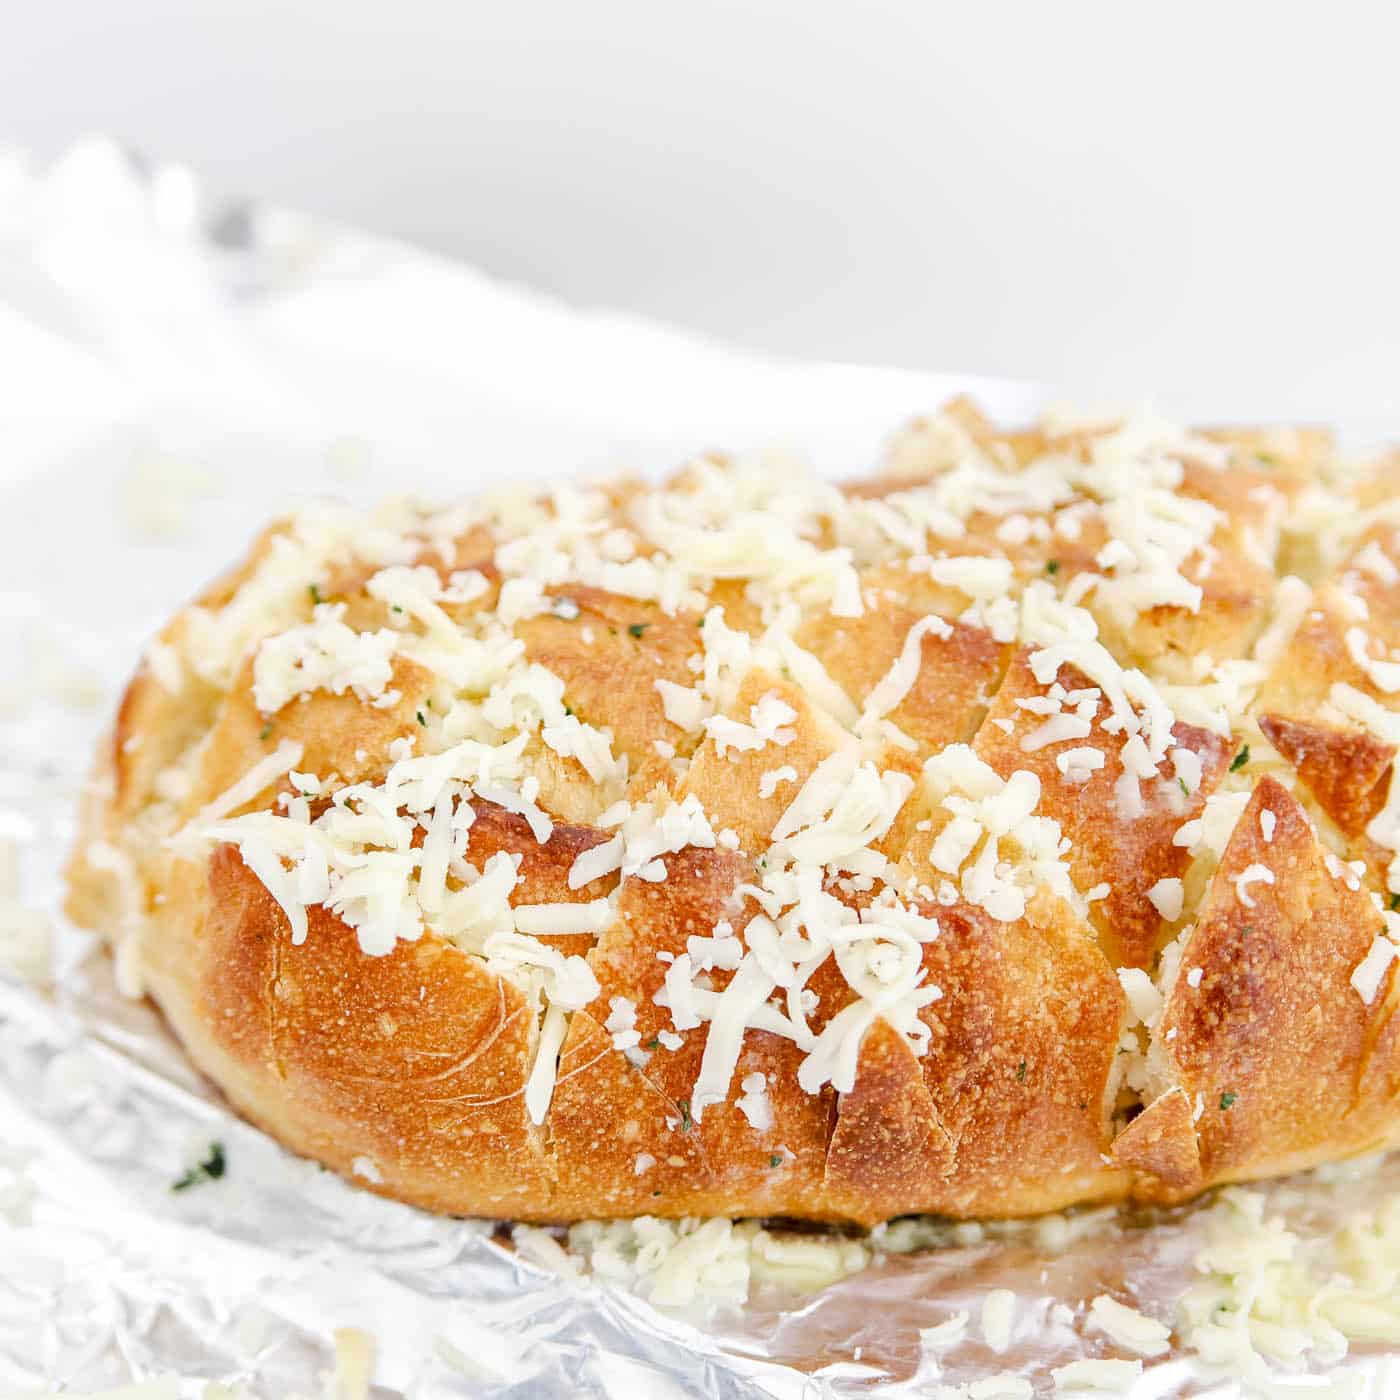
[[1178, 777, 1190, 796], [416, 710, 427, 726], [1016, 1060, 1028, 1082], [769, 1154, 783, 1168], [1257, 452, 1277, 468], [172, 1140, 226, 1192], [645, 1037, 660, 1051], [564, 705, 574, 717], [1220, 1091, 1237, 1111], [1229, 745, 1250, 773], [678, 1099, 693, 1132], [308, 583, 323, 605], [1390, 893, 1399, 912], [1045, 559, 1060, 576], [258, 723, 273, 741], [628, 623, 650, 639]]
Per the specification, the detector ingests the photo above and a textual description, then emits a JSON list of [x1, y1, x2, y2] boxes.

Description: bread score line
[[66, 398, 1400, 1225]]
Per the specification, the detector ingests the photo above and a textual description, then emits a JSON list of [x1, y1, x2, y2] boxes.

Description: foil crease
[[0, 138, 1396, 1398]]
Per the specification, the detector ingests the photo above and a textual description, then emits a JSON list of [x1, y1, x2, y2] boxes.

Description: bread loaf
[[65, 399, 1400, 1226]]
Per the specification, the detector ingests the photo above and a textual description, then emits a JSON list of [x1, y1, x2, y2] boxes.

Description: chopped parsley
[[1045, 559, 1060, 576], [628, 623, 650, 639], [258, 723, 273, 741], [172, 1141, 226, 1192], [1016, 1060, 1028, 1082], [1390, 893, 1399, 912], [308, 583, 322, 605], [1220, 1091, 1237, 1111], [563, 705, 574, 717], [1178, 777, 1190, 796], [769, 1154, 783, 1168], [416, 710, 427, 726], [1256, 452, 1277, 468], [645, 1037, 660, 1051], [1229, 745, 1250, 773], [678, 1099, 693, 1132]]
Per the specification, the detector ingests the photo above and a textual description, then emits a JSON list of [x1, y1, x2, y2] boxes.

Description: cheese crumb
[[758, 764, 799, 799], [1050, 1357, 1143, 1393], [1233, 863, 1276, 909], [1056, 746, 1106, 784], [350, 1154, 383, 1184], [918, 1310, 970, 1353], [1145, 877, 1184, 923], [1350, 935, 1400, 1005], [1086, 1294, 1171, 1358], [981, 1287, 1016, 1352]]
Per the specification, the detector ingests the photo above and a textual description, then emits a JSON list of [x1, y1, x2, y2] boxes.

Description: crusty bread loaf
[[66, 399, 1400, 1226]]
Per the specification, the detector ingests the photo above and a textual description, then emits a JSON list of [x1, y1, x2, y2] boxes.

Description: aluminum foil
[[1, 138, 1397, 1398]]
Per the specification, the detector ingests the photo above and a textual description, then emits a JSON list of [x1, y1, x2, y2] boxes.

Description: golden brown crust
[[678, 670, 845, 851], [65, 401, 1400, 1228], [197, 847, 553, 1216], [1258, 713, 1395, 839], [797, 575, 1009, 757], [975, 653, 1229, 968], [514, 589, 702, 766], [912, 898, 1128, 1215], [824, 1019, 953, 1223], [1154, 778, 1398, 1185], [582, 849, 836, 1219], [1110, 1089, 1204, 1198], [548, 1008, 708, 1218]]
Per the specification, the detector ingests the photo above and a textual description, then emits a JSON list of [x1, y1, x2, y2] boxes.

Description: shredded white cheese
[[857, 613, 952, 730], [1350, 935, 1400, 1005], [252, 604, 397, 713], [1146, 877, 1184, 923], [1086, 1294, 1171, 1358], [981, 1287, 1016, 1353]]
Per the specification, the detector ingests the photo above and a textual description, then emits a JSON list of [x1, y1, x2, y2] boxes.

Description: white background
[[3, 1, 1399, 430]]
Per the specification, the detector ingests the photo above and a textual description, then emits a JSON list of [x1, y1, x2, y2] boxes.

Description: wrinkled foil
[[1, 139, 1397, 1398]]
